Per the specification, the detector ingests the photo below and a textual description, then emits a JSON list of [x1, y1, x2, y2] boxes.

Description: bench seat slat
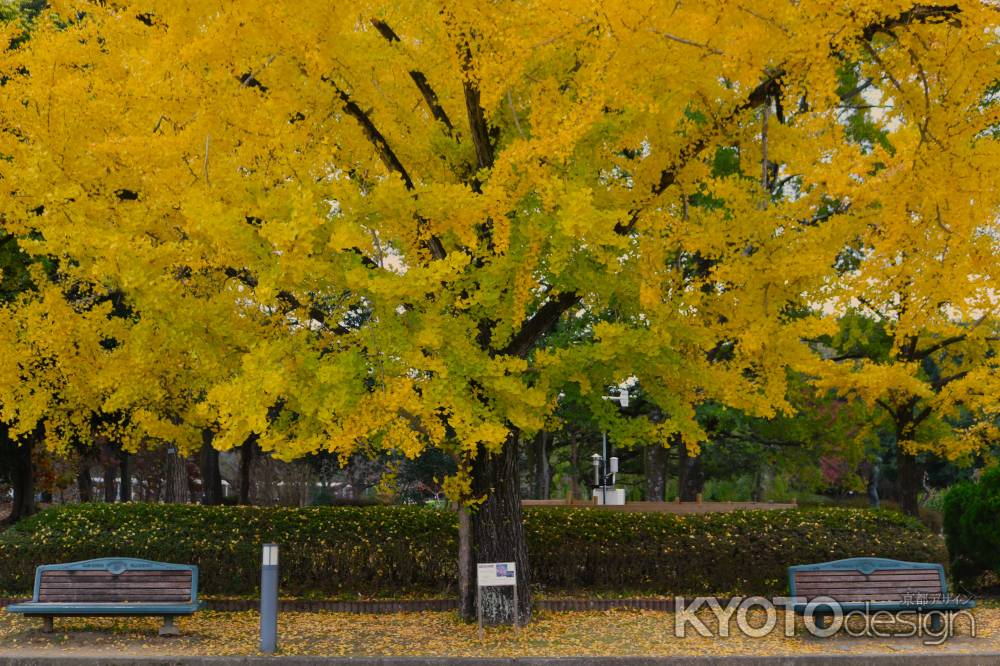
[[40, 582, 192, 589], [799, 592, 940, 601], [40, 574, 192, 581], [796, 568, 936, 575], [795, 589, 943, 598], [812, 593, 937, 602], [39, 595, 191, 604], [42, 572, 191, 577], [796, 580, 941, 592], [795, 572, 940, 581], [40, 592, 192, 597], [38, 593, 192, 597]]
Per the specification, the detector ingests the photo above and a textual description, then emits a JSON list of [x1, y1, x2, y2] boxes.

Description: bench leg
[[41, 616, 54, 633], [814, 614, 829, 630], [929, 612, 944, 633], [159, 616, 180, 637]]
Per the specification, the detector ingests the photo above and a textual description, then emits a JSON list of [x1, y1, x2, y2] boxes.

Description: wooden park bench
[[5, 557, 203, 636], [788, 557, 974, 632]]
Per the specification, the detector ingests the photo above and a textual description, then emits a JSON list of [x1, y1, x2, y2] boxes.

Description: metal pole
[[477, 585, 484, 640], [512, 582, 520, 635], [602, 432, 607, 506], [260, 543, 279, 654]]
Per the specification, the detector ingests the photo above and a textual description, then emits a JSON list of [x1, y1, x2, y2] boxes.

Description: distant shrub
[[943, 467, 1000, 585]]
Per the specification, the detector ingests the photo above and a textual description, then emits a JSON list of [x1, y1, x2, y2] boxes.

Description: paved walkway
[[2, 607, 999, 664], [3, 655, 1000, 665]]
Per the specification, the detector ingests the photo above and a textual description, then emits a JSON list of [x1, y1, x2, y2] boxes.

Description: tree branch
[[861, 4, 961, 41], [912, 404, 933, 427], [613, 75, 782, 235], [932, 370, 969, 390], [326, 79, 447, 261], [370, 19, 455, 132], [908, 334, 967, 360], [647, 28, 723, 55], [464, 79, 494, 173], [724, 430, 806, 448], [832, 351, 873, 362], [330, 81, 415, 189], [222, 267, 350, 334], [501, 291, 579, 358], [875, 399, 897, 418]]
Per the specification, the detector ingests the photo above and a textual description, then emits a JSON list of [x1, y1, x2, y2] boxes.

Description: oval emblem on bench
[[107, 561, 127, 575]]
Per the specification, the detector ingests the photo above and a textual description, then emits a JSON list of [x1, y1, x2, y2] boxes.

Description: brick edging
[[0, 597, 679, 613]]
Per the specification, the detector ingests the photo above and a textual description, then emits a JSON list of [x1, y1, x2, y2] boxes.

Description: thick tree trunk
[[101, 440, 118, 503], [458, 505, 471, 616], [531, 431, 550, 499], [897, 449, 921, 517], [644, 444, 667, 501], [752, 466, 770, 502], [199, 429, 224, 505], [6, 434, 36, 524], [893, 407, 923, 517], [118, 450, 131, 502], [239, 435, 256, 505], [76, 458, 93, 503], [677, 439, 704, 502], [460, 431, 531, 625], [568, 433, 580, 501], [867, 462, 880, 508], [163, 447, 190, 504]]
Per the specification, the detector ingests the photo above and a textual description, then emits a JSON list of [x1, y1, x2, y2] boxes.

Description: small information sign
[[476, 561, 519, 638], [477, 562, 517, 586]]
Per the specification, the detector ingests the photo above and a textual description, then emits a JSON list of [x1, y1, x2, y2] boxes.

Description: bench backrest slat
[[32, 558, 198, 605], [788, 558, 946, 604]]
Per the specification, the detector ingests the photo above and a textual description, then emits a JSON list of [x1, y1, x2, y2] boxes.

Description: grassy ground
[[1, 608, 998, 658]]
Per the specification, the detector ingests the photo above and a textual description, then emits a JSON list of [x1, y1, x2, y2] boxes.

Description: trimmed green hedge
[[0, 503, 944, 596]]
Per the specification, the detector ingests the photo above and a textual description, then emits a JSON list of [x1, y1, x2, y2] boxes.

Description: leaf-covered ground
[[1, 608, 999, 658]]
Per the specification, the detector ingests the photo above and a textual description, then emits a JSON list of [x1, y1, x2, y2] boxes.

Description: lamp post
[[260, 543, 279, 654], [595, 389, 628, 505]]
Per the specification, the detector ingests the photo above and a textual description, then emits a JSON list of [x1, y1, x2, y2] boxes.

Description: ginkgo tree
[[2, 0, 998, 622]]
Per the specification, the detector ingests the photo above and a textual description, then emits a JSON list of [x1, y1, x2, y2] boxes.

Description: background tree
[[813, 311, 1000, 515]]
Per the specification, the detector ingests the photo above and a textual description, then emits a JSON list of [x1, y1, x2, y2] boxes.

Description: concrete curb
[[4, 655, 1000, 665]]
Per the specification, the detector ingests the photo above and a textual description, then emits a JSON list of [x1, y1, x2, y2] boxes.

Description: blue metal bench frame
[[5, 557, 204, 636], [788, 557, 974, 631]]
